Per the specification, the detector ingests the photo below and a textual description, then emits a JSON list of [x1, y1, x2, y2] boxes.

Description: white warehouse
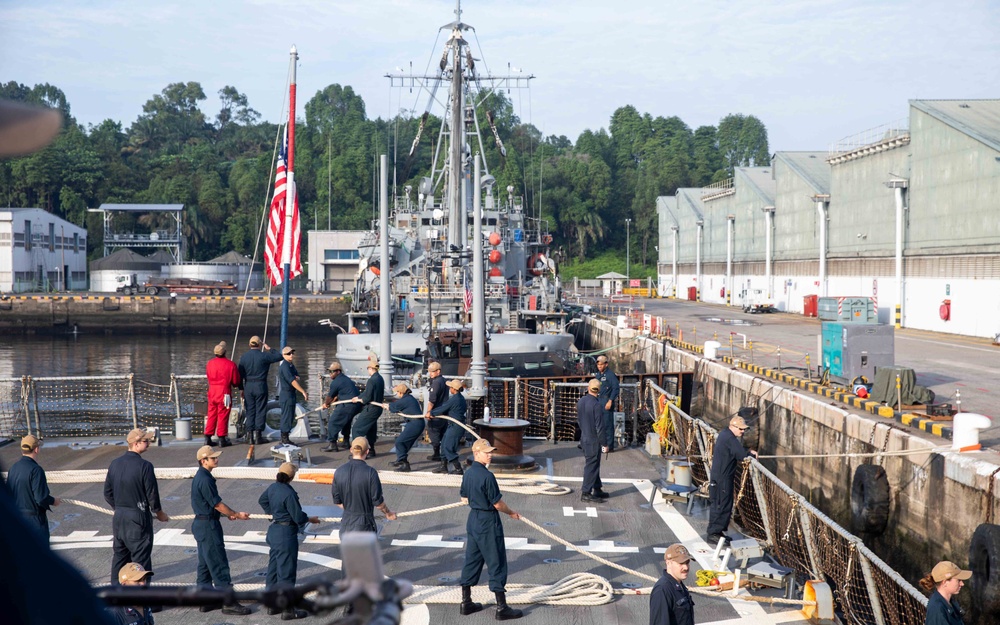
[[0, 208, 87, 293]]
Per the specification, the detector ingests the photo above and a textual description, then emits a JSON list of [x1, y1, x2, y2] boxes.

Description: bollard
[[956, 389, 961, 413], [713, 331, 718, 341], [749, 340, 753, 364], [777, 346, 782, 371], [896, 374, 902, 410], [806, 353, 812, 381], [729, 334, 735, 358]]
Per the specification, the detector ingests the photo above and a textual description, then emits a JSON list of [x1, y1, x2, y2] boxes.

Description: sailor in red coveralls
[[205, 341, 241, 448]]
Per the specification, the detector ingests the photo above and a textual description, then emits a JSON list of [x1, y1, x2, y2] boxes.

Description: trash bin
[[175, 417, 192, 441]]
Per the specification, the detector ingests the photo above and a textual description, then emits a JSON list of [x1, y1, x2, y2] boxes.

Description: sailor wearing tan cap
[[388, 383, 424, 472], [7, 434, 59, 542], [706, 415, 757, 545], [458, 438, 523, 620], [190, 445, 252, 615], [649, 543, 694, 625], [320, 361, 361, 452], [577, 379, 609, 503], [237, 335, 282, 445], [350, 356, 385, 454], [258, 463, 320, 620], [428, 378, 469, 475], [424, 361, 448, 461], [205, 341, 241, 448], [332, 437, 396, 534], [278, 346, 308, 446], [109, 562, 155, 625], [919, 560, 972, 625], [104, 428, 169, 585]]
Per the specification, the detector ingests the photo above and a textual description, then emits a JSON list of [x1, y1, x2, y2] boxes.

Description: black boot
[[449, 459, 465, 475], [219, 436, 233, 448], [221, 602, 251, 615], [494, 591, 522, 620], [249, 430, 258, 445], [459, 585, 483, 615], [321, 441, 339, 452], [427, 445, 442, 461], [280, 432, 292, 446], [394, 460, 411, 472], [266, 606, 281, 616], [281, 608, 308, 620], [432, 459, 450, 474], [205, 435, 217, 447]]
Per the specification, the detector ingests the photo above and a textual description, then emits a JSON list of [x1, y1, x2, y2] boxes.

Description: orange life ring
[[541, 234, 553, 245]]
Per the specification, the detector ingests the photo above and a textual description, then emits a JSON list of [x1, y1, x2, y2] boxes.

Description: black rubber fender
[[850, 464, 890, 535], [969, 523, 1000, 616]]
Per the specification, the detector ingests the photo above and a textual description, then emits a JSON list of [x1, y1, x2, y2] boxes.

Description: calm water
[[0, 333, 342, 401]]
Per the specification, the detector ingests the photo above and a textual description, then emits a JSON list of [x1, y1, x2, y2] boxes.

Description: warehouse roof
[[911, 99, 1000, 153], [773, 152, 831, 195], [735, 166, 776, 204]]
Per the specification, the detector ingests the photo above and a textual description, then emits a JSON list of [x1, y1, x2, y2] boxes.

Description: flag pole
[[280, 45, 298, 349]]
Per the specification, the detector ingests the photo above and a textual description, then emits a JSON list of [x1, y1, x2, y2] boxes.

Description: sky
[[1, 0, 998, 153]]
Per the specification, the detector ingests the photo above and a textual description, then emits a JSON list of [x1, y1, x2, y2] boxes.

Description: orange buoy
[[489, 232, 502, 246], [489, 267, 503, 278], [489, 250, 502, 264], [541, 234, 553, 245]]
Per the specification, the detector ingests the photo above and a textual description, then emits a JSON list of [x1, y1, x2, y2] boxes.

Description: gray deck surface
[[1, 437, 815, 625]]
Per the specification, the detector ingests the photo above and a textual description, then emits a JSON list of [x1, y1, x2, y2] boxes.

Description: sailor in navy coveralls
[[706, 415, 757, 544], [649, 543, 695, 625], [576, 379, 609, 503], [424, 361, 448, 461], [595, 355, 620, 451], [190, 445, 252, 615], [277, 346, 308, 445], [237, 335, 282, 445], [458, 438, 523, 620], [104, 428, 169, 584], [351, 359, 385, 452], [332, 437, 396, 534], [7, 434, 59, 542], [428, 378, 468, 475], [320, 361, 361, 452], [388, 382, 424, 472], [258, 462, 319, 620]]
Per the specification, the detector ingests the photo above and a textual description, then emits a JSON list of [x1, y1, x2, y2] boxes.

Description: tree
[[716, 113, 770, 174]]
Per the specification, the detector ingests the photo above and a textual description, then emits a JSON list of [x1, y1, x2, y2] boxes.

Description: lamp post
[[625, 218, 632, 286]]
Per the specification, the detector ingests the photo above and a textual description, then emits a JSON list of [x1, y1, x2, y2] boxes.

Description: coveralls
[[259, 481, 309, 588], [425, 375, 449, 450], [104, 451, 163, 584], [430, 391, 467, 463], [596, 368, 620, 450], [351, 372, 385, 449], [925, 589, 965, 625], [278, 359, 300, 435], [707, 427, 752, 538], [238, 346, 282, 435], [649, 570, 695, 625], [575, 393, 606, 496], [390, 394, 424, 462], [191, 466, 233, 590], [205, 355, 241, 438], [7, 455, 55, 542], [331, 458, 385, 534], [325, 374, 361, 444], [459, 460, 509, 592]]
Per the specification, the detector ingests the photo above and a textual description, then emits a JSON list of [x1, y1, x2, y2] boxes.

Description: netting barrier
[[645, 381, 928, 625]]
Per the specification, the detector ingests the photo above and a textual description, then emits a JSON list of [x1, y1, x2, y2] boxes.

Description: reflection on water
[[0, 333, 340, 400]]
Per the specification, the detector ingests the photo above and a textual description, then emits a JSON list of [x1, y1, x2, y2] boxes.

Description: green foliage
[[0, 80, 768, 270]]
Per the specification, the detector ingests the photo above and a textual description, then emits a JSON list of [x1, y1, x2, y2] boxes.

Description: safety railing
[[645, 381, 928, 625]]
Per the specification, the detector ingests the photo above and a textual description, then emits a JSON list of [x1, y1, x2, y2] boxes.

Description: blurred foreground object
[[0, 99, 63, 157]]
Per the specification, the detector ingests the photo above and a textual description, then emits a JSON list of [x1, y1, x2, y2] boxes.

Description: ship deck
[[1, 437, 815, 625]]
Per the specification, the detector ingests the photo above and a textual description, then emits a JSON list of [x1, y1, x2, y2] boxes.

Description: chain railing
[[645, 381, 928, 625]]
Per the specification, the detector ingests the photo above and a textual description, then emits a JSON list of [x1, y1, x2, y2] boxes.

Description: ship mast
[[447, 19, 465, 256]]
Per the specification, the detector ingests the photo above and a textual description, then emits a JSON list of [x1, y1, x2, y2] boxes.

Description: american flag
[[264, 127, 302, 287], [463, 278, 473, 314]]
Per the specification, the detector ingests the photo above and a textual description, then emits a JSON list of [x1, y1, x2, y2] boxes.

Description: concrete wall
[[0, 295, 351, 334], [773, 156, 823, 261], [583, 314, 1000, 581], [828, 145, 910, 257]]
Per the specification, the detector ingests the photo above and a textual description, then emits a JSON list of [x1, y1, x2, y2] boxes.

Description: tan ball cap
[[197, 445, 223, 461]]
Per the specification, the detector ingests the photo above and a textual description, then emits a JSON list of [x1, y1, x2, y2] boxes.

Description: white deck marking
[[634, 480, 768, 620], [391, 534, 464, 548], [569, 540, 639, 554], [51, 531, 110, 542], [400, 604, 431, 625], [505, 537, 550, 551], [51, 527, 341, 569], [563, 506, 598, 517]]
